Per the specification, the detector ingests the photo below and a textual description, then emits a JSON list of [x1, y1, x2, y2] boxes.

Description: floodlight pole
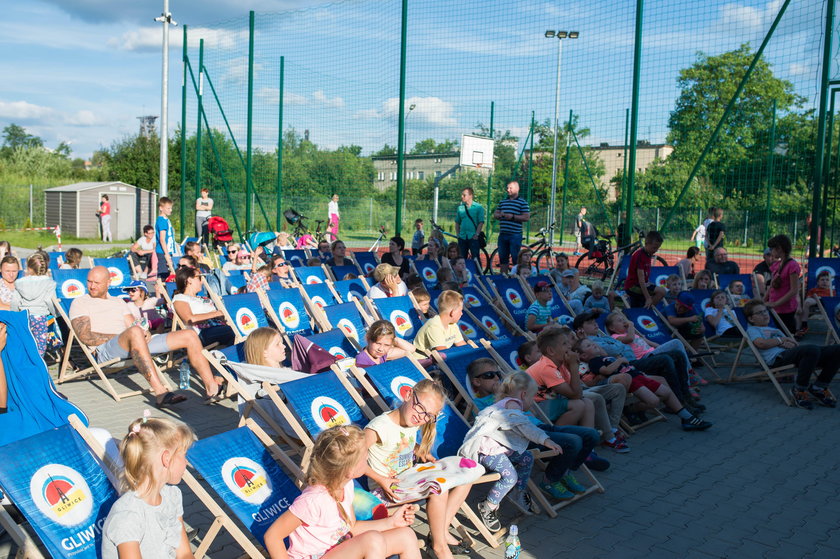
[[156, 0, 176, 197], [394, 0, 409, 237]]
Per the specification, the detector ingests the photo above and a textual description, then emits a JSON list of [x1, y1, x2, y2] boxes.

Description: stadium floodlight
[[545, 29, 580, 247]]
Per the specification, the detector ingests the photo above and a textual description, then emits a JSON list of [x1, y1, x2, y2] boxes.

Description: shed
[[45, 182, 157, 241]]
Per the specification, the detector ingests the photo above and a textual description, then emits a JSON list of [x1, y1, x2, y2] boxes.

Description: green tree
[[410, 138, 458, 155], [1, 124, 43, 151]]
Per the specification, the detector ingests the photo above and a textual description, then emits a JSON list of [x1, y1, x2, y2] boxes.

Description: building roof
[[44, 181, 150, 193]]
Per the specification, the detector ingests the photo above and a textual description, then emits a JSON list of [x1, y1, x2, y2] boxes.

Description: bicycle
[[420, 220, 491, 271], [369, 225, 387, 252], [484, 222, 557, 274], [575, 228, 667, 281]]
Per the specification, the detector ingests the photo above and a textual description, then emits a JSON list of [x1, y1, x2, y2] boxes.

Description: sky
[[0, 0, 829, 161]]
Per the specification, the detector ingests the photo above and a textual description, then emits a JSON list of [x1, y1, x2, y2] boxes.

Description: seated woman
[[269, 255, 295, 287], [510, 249, 535, 278], [381, 235, 411, 278], [325, 240, 352, 267], [171, 267, 236, 347], [59, 248, 83, 270], [368, 263, 408, 299], [418, 237, 446, 266]]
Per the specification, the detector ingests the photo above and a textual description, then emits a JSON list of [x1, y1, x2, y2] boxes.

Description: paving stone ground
[[3, 329, 840, 558]]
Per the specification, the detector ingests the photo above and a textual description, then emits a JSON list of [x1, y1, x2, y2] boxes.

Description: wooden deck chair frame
[[156, 278, 189, 331], [380, 354, 602, 521], [817, 297, 840, 344], [326, 277, 371, 305], [723, 308, 796, 405], [483, 276, 531, 327], [53, 296, 172, 401], [314, 299, 373, 352], [344, 357, 509, 547]]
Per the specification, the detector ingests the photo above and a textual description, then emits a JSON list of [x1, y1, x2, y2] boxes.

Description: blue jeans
[[458, 237, 481, 261], [497, 232, 523, 268], [535, 424, 598, 483]]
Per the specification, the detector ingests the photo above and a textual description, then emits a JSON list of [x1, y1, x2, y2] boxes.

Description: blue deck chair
[[716, 273, 755, 298], [467, 302, 518, 340], [622, 307, 673, 346], [300, 282, 339, 312], [221, 292, 270, 341], [93, 257, 133, 288], [331, 277, 370, 303], [353, 251, 380, 276], [482, 335, 530, 371], [329, 264, 360, 281], [186, 424, 302, 555], [0, 424, 118, 559], [819, 297, 840, 344], [426, 289, 442, 311], [461, 285, 490, 308], [413, 259, 441, 289], [281, 249, 309, 268], [649, 266, 684, 289], [46, 251, 66, 270], [263, 288, 315, 336], [489, 277, 531, 327], [295, 265, 328, 285], [807, 257, 840, 290], [225, 270, 249, 293], [611, 254, 631, 293], [463, 259, 488, 291], [322, 302, 369, 347], [367, 295, 424, 341], [52, 269, 89, 300], [304, 329, 359, 360], [455, 312, 485, 343]]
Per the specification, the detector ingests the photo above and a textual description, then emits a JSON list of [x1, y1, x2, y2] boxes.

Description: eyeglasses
[[750, 309, 770, 316], [411, 392, 443, 423], [474, 371, 501, 380]]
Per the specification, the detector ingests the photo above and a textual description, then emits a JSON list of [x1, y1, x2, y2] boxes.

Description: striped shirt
[[526, 300, 552, 326], [495, 196, 529, 235]]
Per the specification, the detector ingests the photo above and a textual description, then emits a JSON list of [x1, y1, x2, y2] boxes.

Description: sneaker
[[573, 251, 583, 256], [681, 415, 713, 431], [584, 451, 610, 471], [508, 488, 538, 515], [540, 480, 575, 500], [476, 500, 501, 532], [790, 387, 815, 410], [602, 438, 631, 453], [561, 473, 587, 494], [807, 385, 837, 408], [794, 326, 808, 340], [685, 395, 706, 413], [688, 371, 708, 387], [689, 389, 702, 400]]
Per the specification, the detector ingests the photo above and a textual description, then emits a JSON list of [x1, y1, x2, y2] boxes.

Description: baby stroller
[[206, 216, 234, 248]]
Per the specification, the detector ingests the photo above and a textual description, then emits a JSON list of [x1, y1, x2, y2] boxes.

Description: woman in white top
[[172, 267, 236, 347], [327, 193, 340, 242], [195, 188, 214, 237], [368, 263, 408, 299]]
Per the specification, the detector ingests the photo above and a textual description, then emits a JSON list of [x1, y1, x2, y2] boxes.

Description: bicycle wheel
[[654, 255, 668, 267], [534, 249, 554, 273], [485, 248, 500, 274], [575, 252, 609, 281]]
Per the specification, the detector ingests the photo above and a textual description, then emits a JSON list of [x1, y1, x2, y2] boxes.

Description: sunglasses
[[125, 288, 141, 293], [474, 371, 501, 380], [274, 262, 289, 268], [411, 392, 443, 423]]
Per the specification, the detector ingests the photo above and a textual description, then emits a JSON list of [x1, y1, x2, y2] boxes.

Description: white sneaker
[[508, 488, 538, 515]]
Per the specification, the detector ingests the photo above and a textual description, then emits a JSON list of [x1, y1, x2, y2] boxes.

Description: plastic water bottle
[[178, 360, 191, 390], [504, 524, 521, 559]]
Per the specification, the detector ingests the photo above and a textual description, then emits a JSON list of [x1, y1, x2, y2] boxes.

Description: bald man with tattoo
[[68, 267, 223, 407]]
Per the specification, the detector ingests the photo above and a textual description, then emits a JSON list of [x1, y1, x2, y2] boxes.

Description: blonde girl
[[101, 413, 196, 559], [459, 373, 561, 531], [691, 270, 713, 291], [11, 251, 59, 355], [265, 426, 420, 559], [355, 320, 415, 368], [365, 379, 472, 559]]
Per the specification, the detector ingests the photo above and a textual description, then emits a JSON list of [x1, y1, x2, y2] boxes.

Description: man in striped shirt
[[493, 180, 531, 273]]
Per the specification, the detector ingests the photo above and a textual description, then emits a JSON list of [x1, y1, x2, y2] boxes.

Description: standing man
[[455, 187, 485, 260], [493, 180, 530, 274], [574, 207, 587, 255], [705, 207, 725, 262], [100, 194, 112, 242]]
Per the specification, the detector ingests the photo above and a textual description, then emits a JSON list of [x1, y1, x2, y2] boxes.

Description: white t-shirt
[[196, 197, 214, 217], [704, 306, 734, 336], [173, 293, 217, 331], [366, 413, 417, 479], [368, 281, 408, 299], [136, 236, 155, 251], [328, 200, 340, 218]]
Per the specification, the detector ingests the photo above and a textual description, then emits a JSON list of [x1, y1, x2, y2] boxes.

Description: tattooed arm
[[71, 316, 116, 347]]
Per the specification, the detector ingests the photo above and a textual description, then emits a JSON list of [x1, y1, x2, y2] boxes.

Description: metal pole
[[621, 108, 629, 224], [744, 210, 749, 246], [662, 0, 793, 232], [195, 39, 204, 206], [29, 184, 32, 225], [394, 0, 408, 237], [485, 101, 494, 238], [526, 111, 535, 242], [245, 11, 255, 234], [548, 38, 563, 248], [625, 0, 644, 236], [820, 89, 836, 254], [276, 56, 285, 231], [179, 25, 188, 240], [763, 99, 776, 247], [559, 109, 572, 247], [157, 0, 174, 197], [811, 0, 835, 258]]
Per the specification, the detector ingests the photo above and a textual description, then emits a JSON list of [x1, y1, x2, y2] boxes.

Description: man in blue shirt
[[492, 181, 530, 274]]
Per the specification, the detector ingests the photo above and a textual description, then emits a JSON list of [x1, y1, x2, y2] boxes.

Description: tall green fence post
[[820, 90, 836, 253], [195, 39, 204, 209], [486, 101, 494, 238], [276, 56, 285, 231], [625, 0, 644, 236], [763, 99, 777, 247], [179, 25, 188, 240], [621, 108, 629, 227], [810, 0, 835, 257], [526, 111, 535, 242], [559, 109, 573, 246], [394, 0, 408, 237], [245, 11, 256, 234]]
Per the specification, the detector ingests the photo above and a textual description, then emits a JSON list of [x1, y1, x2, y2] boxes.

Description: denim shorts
[[96, 332, 171, 363]]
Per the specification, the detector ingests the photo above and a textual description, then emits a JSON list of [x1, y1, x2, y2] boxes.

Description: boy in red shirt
[[625, 230, 666, 308]]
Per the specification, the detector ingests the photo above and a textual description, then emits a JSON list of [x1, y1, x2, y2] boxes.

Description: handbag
[[463, 205, 487, 248]]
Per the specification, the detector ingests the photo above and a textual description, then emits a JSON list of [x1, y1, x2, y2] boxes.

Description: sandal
[[425, 537, 472, 557], [156, 391, 188, 409]]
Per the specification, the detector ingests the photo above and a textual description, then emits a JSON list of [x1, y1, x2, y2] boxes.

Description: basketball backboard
[[460, 134, 495, 169]]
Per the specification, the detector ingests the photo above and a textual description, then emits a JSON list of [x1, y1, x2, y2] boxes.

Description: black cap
[[572, 310, 600, 330]]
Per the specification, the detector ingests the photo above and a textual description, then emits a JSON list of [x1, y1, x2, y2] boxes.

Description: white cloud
[[357, 96, 458, 127], [256, 88, 308, 105], [109, 26, 247, 52], [312, 90, 344, 108], [0, 100, 54, 121], [0, 100, 107, 127]]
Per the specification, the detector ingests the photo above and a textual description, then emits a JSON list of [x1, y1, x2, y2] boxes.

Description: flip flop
[[156, 392, 188, 409]]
